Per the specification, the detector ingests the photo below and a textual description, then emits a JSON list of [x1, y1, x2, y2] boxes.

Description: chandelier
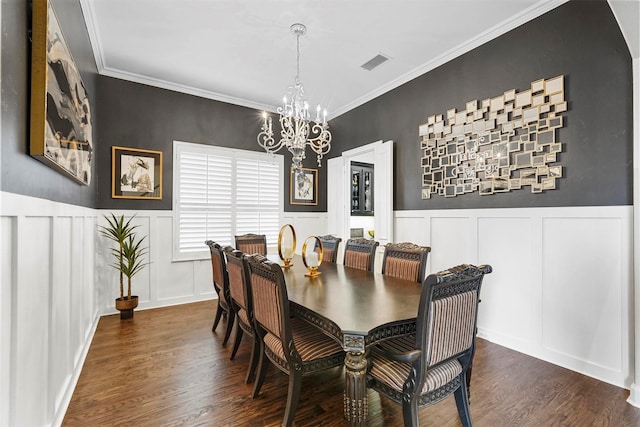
[[257, 23, 332, 171]]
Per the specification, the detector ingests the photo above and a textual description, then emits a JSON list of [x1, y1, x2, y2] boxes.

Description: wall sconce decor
[[419, 75, 566, 198]]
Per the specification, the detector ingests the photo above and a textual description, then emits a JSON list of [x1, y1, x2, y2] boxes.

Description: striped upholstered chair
[[316, 235, 342, 264], [224, 247, 259, 384], [205, 240, 235, 345], [382, 242, 431, 283], [343, 238, 379, 271], [246, 254, 345, 427], [367, 264, 492, 427], [235, 233, 267, 255]]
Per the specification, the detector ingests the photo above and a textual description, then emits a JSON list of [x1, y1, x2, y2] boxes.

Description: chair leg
[[230, 326, 244, 360], [402, 396, 419, 427], [222, 310, 235, 346], [282, 371, 302, 427], [466, 365, 473, 401], [252, 345, 269, 398], [454, 373, 473, 427], [245, 334, 260, 384], [212, 302, 224, 332]]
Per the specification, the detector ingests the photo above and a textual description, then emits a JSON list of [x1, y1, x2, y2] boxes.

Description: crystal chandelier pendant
[[257, 23, 332, 171]]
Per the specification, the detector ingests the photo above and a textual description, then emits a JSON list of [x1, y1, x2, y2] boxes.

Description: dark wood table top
[[269, 255, 421, 346]]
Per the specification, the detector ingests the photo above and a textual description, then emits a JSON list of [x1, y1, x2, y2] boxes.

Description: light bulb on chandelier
[[257, 23, 332, 171]]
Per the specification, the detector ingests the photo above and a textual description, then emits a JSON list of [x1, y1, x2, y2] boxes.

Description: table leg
[[344, 350, 367, 425]]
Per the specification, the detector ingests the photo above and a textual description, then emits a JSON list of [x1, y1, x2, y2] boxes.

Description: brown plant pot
[[115, 296, 139, 319]]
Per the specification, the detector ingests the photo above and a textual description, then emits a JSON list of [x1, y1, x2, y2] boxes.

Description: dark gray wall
[[2, 0, 633, 212], [1, 0, 98, 207], [95, 76, 328, 211], [330, 0, 633, 210]]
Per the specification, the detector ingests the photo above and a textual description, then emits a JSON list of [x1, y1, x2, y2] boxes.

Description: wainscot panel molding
[[394, 206, 633, 389], [281, 212, 329, 255], [96, 211, 326, 315], [96, 212, 214, 315], [1, 191, 99, 427]]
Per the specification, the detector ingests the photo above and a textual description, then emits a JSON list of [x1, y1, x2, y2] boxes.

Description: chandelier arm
[[258, 132, 285, 154], [279, 115, 297, 141]]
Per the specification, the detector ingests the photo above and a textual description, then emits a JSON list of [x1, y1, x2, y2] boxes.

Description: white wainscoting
[[95, 211, 327, 313], [1, 192, 99, 427], [1, 191, 632, 427], [395, 206, 633, 389], [96, 212, 215, 315], [0, 192, 326, 427]]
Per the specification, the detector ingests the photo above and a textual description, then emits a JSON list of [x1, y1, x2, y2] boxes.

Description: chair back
[[235, 233, 267, 255], [316, 235, 342, 264], [416, 264, 492, 374], [382, 242, 431, 283], [245, 254, 292, 350], [343, 238, 379, 271], [205, 240, 230, 304], [224, 247, 252, 320]]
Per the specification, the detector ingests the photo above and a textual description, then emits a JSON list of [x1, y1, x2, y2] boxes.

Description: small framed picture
[[290, 167, 318, 205], [111, 146, 162, 199]]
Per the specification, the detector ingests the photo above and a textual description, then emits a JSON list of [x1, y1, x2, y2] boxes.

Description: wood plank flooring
[[63, 300, 640, 426]]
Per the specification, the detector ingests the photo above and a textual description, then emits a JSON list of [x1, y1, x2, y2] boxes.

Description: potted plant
[[99, 213, 149, 319]]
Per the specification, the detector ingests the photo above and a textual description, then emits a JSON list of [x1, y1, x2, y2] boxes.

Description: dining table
[[268, 254, 422, 426]]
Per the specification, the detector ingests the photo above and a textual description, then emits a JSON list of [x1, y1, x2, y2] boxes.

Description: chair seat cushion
[[214, 283, 228, 305], [369, 334, 462, 394], [264, 318, 343, 362], [237, 308, 252, 330]]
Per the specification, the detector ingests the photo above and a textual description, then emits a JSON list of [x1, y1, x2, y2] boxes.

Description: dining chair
[[343, 238, 379, 272], [316, 235, 342, 263], [235, 233, 267, 255], [245, 254, 345, 427], [205, 240, 235, 345], [224, 247, 260, 383], [367, 264, 492, 427], [381, 242, 431, 283]]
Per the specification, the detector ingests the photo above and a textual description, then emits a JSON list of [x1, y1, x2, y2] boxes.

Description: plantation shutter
[[173, 141, 283, 260], [236, 158, 280, 246]]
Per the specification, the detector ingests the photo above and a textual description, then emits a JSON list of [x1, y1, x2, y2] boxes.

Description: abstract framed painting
[[111, 146, 163, 200], [30, 0, 93, 185]]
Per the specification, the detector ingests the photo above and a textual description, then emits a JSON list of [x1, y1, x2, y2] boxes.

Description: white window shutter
[[173, 141, 283, 260]]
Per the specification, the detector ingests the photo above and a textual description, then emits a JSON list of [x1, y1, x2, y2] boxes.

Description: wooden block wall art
[[418, 75, 565, 198]]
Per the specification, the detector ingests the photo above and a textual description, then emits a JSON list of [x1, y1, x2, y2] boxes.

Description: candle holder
[[277, 224, 297, 268], [302, 236, 323, 278]]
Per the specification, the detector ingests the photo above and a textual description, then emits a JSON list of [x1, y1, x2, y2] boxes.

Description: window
[[173, 141, 283, 261]]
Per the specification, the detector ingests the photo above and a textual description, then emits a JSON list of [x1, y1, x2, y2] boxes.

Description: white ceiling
[[79, 0, 578, 119]]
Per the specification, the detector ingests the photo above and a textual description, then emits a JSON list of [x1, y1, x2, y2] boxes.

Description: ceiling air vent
[[360, 54, 389, 71]]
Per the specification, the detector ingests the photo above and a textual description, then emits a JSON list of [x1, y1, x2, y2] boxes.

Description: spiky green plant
[[120, 234, 150, 299], [99, 214, 140, 300]]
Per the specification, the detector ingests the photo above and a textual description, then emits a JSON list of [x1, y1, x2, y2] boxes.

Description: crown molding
[[99, 67, 277, 113], [80, 0, 568, 119], [79, 0, 276, 113], [79, 0, 104, 72]]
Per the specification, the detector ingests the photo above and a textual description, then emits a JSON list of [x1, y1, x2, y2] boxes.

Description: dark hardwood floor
[[63, 300, 640, 426]]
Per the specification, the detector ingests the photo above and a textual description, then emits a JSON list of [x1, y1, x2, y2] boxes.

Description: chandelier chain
[[296, 32, 300, 83]]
